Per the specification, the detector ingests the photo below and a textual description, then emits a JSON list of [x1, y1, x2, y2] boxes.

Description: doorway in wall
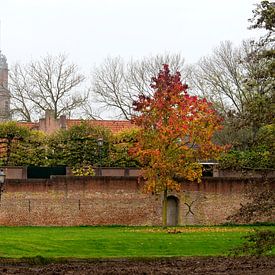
[[167, 195, 179, 226]]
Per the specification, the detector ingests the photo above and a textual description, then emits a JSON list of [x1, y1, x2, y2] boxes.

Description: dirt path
[[0, 257, 274, 274]]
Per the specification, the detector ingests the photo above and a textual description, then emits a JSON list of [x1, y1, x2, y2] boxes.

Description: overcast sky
[[0, 0, 262, 74]]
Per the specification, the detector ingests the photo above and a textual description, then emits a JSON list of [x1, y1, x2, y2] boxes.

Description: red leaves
[[133, 94, 151, 112], [131, 64, 224, 194]]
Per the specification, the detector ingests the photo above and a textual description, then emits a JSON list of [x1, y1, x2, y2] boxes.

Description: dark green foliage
[[242, 1, 275, 144], [47, 122, 111, 168], [13, 131, 47, 166], [249, 1, 275, 31], [0, 121, 141, 168], [0, 122, 49, 167], [230, 230, 275, 256], [0, 122, 32, 166], [218, 149, 274, 170], [218, 124, 274, 170], [213, 125, 254, 151], [108, 129, 140, 167]]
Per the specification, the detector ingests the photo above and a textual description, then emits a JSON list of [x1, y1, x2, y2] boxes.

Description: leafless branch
[[9, 54, 86, 121], [90, 53, 186, 120]]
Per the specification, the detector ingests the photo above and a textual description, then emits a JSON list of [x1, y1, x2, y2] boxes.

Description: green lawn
[[0, 226, 274, 258]]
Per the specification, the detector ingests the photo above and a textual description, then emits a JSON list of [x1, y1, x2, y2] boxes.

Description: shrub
[[71, 165, 95, 176], [229, 230, 275, 256]]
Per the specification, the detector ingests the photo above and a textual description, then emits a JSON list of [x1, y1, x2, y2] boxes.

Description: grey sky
[[0, 0, 262, 75]]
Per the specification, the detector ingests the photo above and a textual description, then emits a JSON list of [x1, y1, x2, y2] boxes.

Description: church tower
[[0, 50, 10, 121]]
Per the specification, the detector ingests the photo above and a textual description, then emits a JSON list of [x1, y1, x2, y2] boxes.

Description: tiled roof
[[67, 119, 136, 133], [16, 119, 135, 134], [17, 122, 39, 130]]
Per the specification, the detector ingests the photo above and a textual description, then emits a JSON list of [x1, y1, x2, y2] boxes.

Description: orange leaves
[[131, 64, 224, 195], [181, 162, 203, 182]]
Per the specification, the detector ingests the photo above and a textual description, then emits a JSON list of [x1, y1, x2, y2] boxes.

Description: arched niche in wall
[[167, 195, 179, 226]]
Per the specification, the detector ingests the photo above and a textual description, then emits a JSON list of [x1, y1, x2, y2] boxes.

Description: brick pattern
[[0, 177, 162, 226], [0, 177, 274, 226]]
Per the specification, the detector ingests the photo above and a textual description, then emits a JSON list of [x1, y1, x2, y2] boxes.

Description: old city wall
[[1, 176, 162, 226], [0, 176, 273, 226]]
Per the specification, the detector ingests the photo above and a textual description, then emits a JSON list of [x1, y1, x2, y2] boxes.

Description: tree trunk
[[162, 188, 168, 227]]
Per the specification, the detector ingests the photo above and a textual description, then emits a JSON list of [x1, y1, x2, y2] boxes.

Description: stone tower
[[0, 50, 10, 121]]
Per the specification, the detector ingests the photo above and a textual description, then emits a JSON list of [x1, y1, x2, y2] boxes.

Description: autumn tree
[[9, 54, 86, 121], [132, 65, 223, 226], [91, 53, 186, 120]]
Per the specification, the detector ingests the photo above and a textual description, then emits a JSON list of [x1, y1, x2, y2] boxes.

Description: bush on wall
[[46, 122, 112, 168], [108, 128, 140, 168]]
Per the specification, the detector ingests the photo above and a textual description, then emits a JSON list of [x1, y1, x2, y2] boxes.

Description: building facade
[[0, 51, 10, 121]]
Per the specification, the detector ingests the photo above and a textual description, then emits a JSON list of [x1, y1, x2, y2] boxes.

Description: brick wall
[[0, 177, 162, 226], [0, 176, 274, 226], [0, 166, 27, 179]]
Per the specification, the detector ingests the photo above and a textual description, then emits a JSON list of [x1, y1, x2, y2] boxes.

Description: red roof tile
[[17, 122, 39, 130], [15, 119, 136, 134], [67, 119, 136, 133]]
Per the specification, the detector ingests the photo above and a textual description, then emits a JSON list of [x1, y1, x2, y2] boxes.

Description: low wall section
[[0, 166, 27, 179], [0, 176, 274, 226]]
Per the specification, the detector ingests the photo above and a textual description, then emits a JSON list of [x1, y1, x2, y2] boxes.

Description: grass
[[0, 225, 274, 259]]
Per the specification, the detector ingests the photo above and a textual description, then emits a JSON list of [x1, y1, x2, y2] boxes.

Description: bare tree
[[79, 98, 104, 120], [186, 40, 274, 147], [186, 40, 273, 118], [91, 53, 186, 120], [9, 54, 86, 121], [9, 64, 33, 121], [187, 41, 246, 117], [92, 57, 130, 119]]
